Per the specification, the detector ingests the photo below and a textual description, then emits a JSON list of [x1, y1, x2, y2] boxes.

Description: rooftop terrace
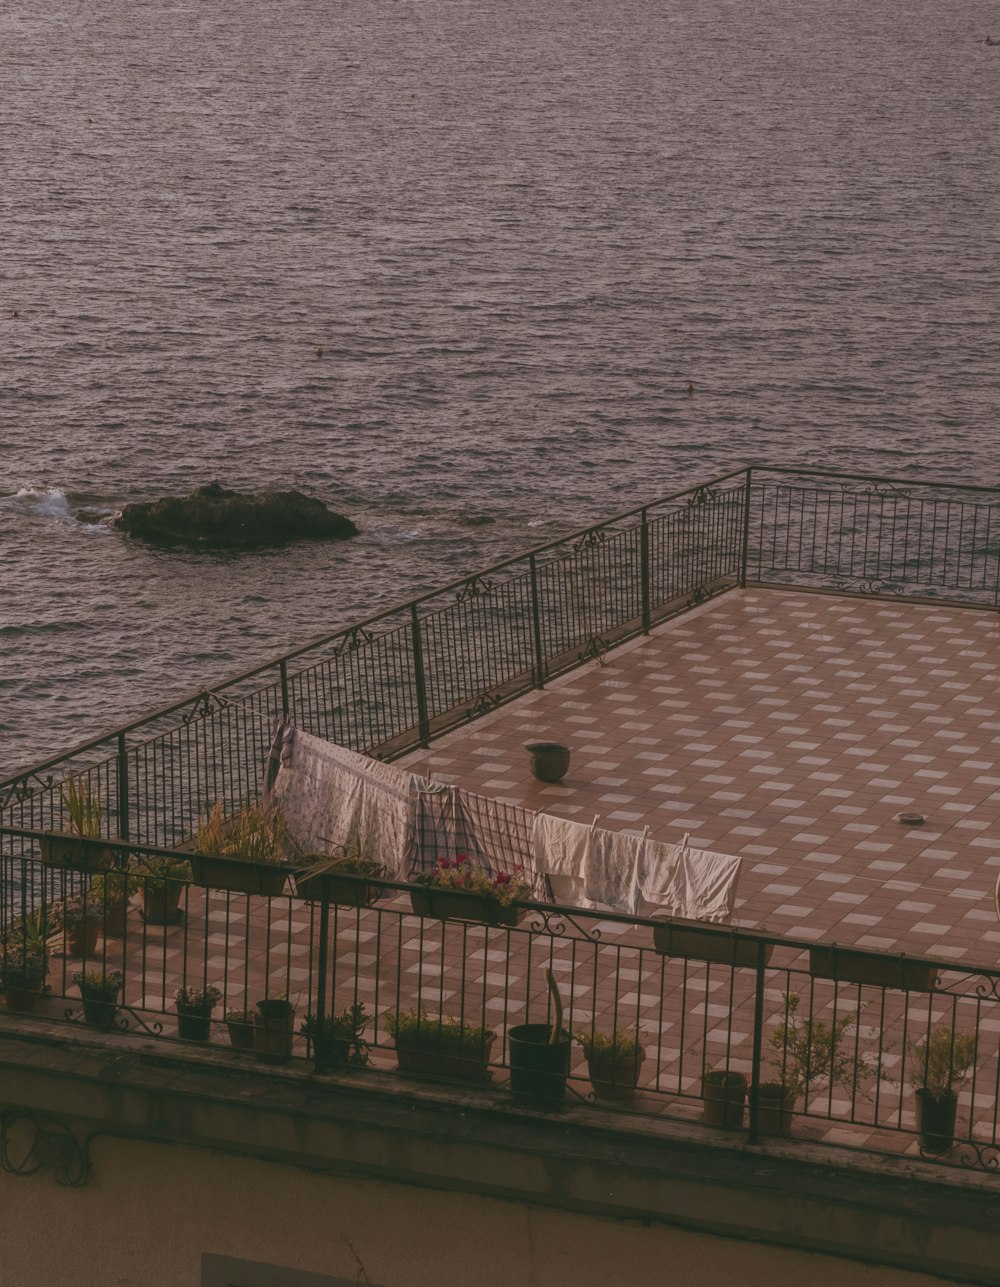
[[3, 468, 1000, 1187]]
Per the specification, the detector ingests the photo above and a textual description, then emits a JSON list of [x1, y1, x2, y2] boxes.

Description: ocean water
[[2, 0, 999, 777]]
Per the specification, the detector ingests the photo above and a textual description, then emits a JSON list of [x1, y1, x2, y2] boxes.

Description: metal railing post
[[747, 938, 768, 1144], [640, 507, 651, 633], [529, 554, 546, 688], [313, 884, 331, 1074], [739, 466, 753, 588], [116, 733, 130, 844], [279, 659, 290, 721], [410, 605, 431, 747]]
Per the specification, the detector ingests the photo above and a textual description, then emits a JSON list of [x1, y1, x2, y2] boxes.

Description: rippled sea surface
[[2, 0, 999, 776]]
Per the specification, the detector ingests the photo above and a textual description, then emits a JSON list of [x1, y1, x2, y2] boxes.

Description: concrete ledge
[[2, 1024, 999, 1285]]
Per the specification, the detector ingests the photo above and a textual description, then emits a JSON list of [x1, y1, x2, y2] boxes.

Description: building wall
[[0, 1136, 967, 1287]]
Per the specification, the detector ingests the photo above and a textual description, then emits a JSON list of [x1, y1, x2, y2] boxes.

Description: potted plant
[[73, 968, 124, 1030], [808, 943, 937, 993], [758, 992, 871, 1136], [39, 779, 112, 872], [225, 1007, 255, 1051], [1, 912, 49, 1012], [652, 918, 774, 969], [508, 968, 573, 1103], [253, 993, 296, 1064], [135, 854, 192, 925], [575, 1026, 645, 1102], [386, 1007, 496, 1083], [410, 854, 530, 928], [301, 1003, 371, 1068], [53, 891, 104, 958], [175, 984, 223, 1041], [91, 869, 139, 938], [907, 1027, 977, 1153], [701, 1066, 748, 1128], [191, 800, 294, 896], [294, 842, 385, 908]]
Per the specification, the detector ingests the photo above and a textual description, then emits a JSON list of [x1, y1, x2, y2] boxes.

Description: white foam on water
[[7, 487, 73, 520]]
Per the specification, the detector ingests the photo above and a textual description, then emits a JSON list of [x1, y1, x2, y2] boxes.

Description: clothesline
[[269, 724, 742, 924]]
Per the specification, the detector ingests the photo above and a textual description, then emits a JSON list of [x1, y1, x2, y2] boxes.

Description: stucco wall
[[0, 1136, 969, 1287]]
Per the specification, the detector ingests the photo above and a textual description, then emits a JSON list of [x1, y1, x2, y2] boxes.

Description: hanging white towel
[[585, 826, 644, 914], [531, 812, 596, 907], [270, 727, 417, 878], [637, 834, 741, 922]]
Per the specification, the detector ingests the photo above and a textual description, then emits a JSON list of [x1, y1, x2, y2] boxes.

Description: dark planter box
[[808, 945, 937, 992], [395, 1031, 496, 1084], [39, 832, 113, 872], [409, 886, 523, 928], [189, 854, 290, 897], [653, 921, 773, 968], [294, 868, 383, 908]]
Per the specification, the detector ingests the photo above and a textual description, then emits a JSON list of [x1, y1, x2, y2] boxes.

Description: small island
[[113, 483, 359, 550]]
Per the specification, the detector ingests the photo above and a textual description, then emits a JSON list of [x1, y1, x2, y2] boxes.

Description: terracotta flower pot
[[702, 1070, 748, 1128], [587, 1047, 645, 1102], [755, 1082, 795, 1136]]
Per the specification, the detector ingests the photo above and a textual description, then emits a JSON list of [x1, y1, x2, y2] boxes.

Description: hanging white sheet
[[269, 726, 417, 878]]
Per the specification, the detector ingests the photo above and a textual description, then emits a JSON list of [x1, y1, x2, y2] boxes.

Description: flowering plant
[[414, 854, 531, 906]]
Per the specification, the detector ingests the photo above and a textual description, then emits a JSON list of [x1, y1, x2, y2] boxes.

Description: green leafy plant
[[767, 992, 872, 1101], [0, 911, 49, 990], [73, 968, 124, 1000], [574, 1027, 643, 1062], [62, 779, 102, 838], [414, 854, 531, 906], [135, 854, 193, 892], [176, 985, 223, 1014], [300, 1002, 371, 1066], [91, 870, 139, 903], [197, 800, 293, 866], [907, 1027, 977, 1101], [386, 1006, 494, 1053], [299, 837, 384, 880], [53, 892, 104, 931]]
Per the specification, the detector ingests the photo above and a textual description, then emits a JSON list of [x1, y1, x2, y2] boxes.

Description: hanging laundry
[[269, 726, 417, 877]]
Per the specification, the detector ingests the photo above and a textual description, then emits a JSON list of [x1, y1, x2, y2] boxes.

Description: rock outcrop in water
[[114, 483, 359, 550]]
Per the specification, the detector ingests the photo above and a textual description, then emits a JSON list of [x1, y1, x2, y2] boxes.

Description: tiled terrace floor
[[401, 587, 1000, 965], [18, 587, 1000, 1173]]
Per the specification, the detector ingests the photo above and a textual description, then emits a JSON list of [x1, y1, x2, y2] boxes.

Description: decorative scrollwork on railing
[[331, 626, 376, 657], [455, 575, 495, 603], [181, 688, 232, 725], [951, 1141, 1000, 1172], [576, 635, 609, 667], [838, 480, 912, 498], [573, 528, 608, 553], [687, 484, 718, 507], [686, 582, 718, 609], [940, 973, 1000, 1002], [0, 1110, 90, 1187], [0, 771, 55, 813], [64, 1006, 164, 1038], [833, 576, 905, 597], [465, 691, 503, 721], [526, 909, 603, 942]]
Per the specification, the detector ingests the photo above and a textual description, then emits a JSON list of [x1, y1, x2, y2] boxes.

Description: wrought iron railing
[[4, 469, 998, 850], [0, 844, 996, 1173]]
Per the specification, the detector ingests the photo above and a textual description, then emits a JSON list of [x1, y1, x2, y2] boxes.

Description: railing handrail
[[2, 825, 997, 984]]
